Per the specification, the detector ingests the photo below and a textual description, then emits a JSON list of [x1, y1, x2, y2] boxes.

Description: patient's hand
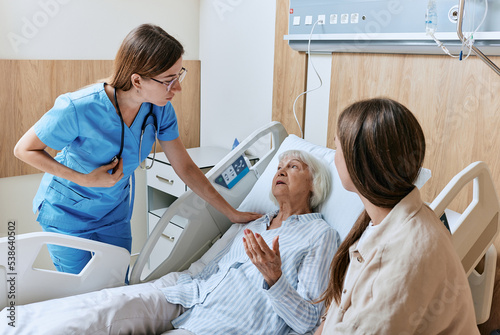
[[243, 229, 282, 287]]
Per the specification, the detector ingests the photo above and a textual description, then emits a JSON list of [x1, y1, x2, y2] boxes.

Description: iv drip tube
[[457, 0, 500, 76]]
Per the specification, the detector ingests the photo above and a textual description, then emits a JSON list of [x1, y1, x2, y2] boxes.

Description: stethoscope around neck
[[114, 87, 158, 170]]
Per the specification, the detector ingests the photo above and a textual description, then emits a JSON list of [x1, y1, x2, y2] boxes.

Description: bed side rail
[[430, 161, 500, 275], [209, 121, 289, 181], [129, 121, 288, 284], [0, 232, 129, 309], [430, 161, 500, 323]]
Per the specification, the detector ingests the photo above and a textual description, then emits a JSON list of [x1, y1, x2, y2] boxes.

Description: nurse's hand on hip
[[13, 127, 124, 188], [86, 157, 124, 187], [69, 156, 124, 188]]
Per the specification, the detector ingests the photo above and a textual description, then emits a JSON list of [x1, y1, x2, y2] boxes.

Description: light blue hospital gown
[[162, 211, 340, 335], [32, 83, 179, 268]]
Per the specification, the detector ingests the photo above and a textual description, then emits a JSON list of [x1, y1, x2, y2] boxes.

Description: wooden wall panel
[[272, 0, 308, 136], [326, 53, 500, 332], [0, 59, 200, 178], [172, 60, 200, 151], [327, 53, 500, 211]]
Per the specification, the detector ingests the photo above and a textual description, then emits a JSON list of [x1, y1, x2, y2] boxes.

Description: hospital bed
[[0, 121, 498, 325]]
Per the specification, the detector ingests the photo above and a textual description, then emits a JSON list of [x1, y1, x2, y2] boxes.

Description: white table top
[[148, 146, 231, 169]]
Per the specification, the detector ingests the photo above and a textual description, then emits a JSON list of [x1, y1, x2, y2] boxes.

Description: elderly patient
[[1, 150, 340, 335]]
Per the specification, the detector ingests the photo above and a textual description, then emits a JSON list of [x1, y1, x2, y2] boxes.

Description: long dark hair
[[319, 98, 426, 310], [108, 24, 184, 91]]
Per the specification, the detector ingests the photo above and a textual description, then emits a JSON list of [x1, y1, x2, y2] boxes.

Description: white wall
[[198, 1, 330, 151], [0, 0, 200, 60], [0, 174, 44, 236], [199, 0, 276, 151], [0, 0, 200, 264]]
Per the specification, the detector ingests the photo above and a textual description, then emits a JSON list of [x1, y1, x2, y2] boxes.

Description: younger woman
[[316, 98, 478, 334]]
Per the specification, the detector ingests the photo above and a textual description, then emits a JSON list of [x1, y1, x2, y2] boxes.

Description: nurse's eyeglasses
[[150, 67, 187, 92]]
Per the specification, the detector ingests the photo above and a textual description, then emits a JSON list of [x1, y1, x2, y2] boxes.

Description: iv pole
[[457, 0, 500, 76]]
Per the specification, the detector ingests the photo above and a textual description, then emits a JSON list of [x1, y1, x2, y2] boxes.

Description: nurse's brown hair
[[108, 24, 184, 91], [318, 98, 425, 311]]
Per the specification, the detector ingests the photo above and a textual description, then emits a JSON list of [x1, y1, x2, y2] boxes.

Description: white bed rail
[[0, 232, 130, 309], [430, 161, 500, 323], [129, 121, 288, 284]]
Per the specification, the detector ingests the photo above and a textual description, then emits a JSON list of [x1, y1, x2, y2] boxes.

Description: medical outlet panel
[[286, 0, 500, 55]]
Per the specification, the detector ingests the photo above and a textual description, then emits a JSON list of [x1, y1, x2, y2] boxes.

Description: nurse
[[13, 24, 260, 275]]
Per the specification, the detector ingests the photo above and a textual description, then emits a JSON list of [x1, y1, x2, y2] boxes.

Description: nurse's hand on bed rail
[[243, 229, 282, 287], [228, 210, 262, 224], [80, 157, 124, 187]]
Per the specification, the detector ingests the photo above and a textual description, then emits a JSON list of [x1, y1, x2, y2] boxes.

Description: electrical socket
[[448, 5, 459, 23]]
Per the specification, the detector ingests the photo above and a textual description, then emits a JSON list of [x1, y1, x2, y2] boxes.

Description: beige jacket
[[322, 188, 479, 335]]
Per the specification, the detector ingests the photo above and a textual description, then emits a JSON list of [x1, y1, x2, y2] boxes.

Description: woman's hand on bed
[[243, 229, 282, 287], [228, 210, 262, 224]]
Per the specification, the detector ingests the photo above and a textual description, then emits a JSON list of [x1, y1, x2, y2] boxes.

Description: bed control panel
[[215, 155, 250, 189]]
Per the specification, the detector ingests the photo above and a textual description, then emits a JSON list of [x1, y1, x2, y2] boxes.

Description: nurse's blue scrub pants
[[41, 221, 132, 275]]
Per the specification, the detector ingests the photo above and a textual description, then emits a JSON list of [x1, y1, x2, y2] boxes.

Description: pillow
[[238, 135, 431, 240]]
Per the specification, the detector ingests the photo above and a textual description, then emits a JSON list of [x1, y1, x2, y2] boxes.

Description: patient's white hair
[[270, 150, 331, 210]]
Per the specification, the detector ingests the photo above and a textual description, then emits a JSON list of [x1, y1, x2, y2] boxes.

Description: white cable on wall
[[292, 19, 323, 139]]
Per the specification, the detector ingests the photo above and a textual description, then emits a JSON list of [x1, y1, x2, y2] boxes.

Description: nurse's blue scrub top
[[33, 83, 179, 231]]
